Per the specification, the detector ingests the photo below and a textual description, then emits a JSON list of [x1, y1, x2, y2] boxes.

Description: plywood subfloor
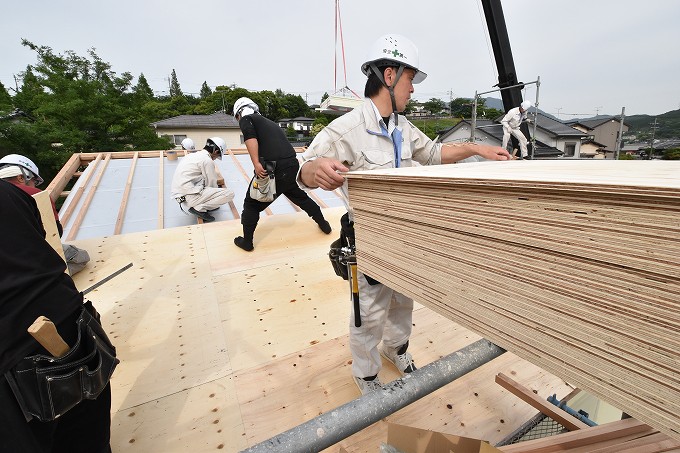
[[70, 206, 572, 452]]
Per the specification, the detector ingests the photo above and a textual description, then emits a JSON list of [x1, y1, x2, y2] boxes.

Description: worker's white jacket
[[301, 98, 442, 212], [170, 150, 220, 198], [500, 106, 527, 130]]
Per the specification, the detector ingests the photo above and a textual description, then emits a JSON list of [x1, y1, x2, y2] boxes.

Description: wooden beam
[[66, 153, 111, 241], [32, 190, 67, 266], [46, 152, 81, 203], [59, 153, 103, 225], [496, 373, 590, 431], [114, 152, 138, 235]]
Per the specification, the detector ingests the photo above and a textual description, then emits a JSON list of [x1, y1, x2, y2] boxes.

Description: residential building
[[566, 117, 629, 152], [277, 117, 315, 138], [150, 112, 242, 150]]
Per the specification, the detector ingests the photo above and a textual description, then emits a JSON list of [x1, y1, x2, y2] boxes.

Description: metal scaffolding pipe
[[240, 339, 506, 453]]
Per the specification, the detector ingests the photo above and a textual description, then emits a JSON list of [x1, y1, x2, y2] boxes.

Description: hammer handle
[[27, 316, 70, 358]]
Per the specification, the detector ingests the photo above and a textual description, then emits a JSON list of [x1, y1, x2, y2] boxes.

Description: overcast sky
[[2, 1, 679, 118]]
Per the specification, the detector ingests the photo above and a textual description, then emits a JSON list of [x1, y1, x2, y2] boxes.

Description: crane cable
[[334, 0, 360, 98]]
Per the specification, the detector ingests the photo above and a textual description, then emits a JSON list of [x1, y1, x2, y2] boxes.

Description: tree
[[200, 81, 212, 99], [133, 73, 154, 100], [169, 69, 183, 97], [321, 92, 329, 103], [663, 148, 680, 160], [423, 98, 446, 116], [0, 81, 12, 112], [450, 97, 474, 118]]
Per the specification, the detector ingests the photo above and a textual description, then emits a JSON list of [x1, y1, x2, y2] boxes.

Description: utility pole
[[648, 117, 658, 159], [614, 107, 625, 160], [447, 89, 454, 116], [594, 106, 603, 116]]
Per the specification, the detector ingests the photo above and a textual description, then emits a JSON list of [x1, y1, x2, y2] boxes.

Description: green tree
[[663, 148, 680, 160], [320, 92, 329, 103], [0, 81, 12, 112], [450, 97, 473, 118], [133, 73, 154, 100], [424, 98, 446, 116], [403, 99, 418, 115], [169, 69, 182, 97], [200, 81, 212, 99]]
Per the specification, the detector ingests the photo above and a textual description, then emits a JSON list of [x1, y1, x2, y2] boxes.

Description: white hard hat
[[206, 137, 226, 160], [361, 34, 427, 84], [0, 153, 44, 185], [233, 97, 259, 118], [521, 100, 532, 110], [181, 138, 195, 151]]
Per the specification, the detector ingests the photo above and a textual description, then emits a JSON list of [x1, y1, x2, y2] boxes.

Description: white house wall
[[155, 127, 243, 150]]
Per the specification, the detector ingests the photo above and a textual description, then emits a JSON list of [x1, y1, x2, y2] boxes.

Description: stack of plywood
[[346, 160, 680, 442]]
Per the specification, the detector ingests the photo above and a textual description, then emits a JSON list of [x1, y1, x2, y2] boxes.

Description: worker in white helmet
[[232, 97, 331, 252], [170, 137, 234, 222], [298, 34, 510, 395], [181, 137, 195, 152], [501, 100, 532, 159], [0, 154, 90, 275]]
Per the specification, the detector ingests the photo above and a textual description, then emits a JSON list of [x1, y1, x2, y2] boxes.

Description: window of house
[[564, 143, 576, 157]]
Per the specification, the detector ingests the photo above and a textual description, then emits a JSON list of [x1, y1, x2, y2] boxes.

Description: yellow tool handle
[[27, 316, 70, 358]]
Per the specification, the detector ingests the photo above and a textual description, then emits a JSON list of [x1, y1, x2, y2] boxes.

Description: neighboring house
[[150, 112, 242, 150], [579, 138, 608, 159], [277, 117, 315, 138], [566, 116, 629, 152]]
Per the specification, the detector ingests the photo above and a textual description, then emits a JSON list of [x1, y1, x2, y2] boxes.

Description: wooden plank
[[46, 152, 81, 203], [158, 150, 164, 229], [495, 373, 590, 431], [65, 153, 111, 241], [114, 152, 138, 235], [32, 190, 67, 266], [59, 153, 103, 225], [588, 432, 680, 453]]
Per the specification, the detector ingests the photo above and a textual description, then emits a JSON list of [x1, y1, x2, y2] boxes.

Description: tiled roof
[[151, 112, 240, 129]]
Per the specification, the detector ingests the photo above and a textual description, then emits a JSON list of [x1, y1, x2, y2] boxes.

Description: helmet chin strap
[[369, 63, 405, 126]]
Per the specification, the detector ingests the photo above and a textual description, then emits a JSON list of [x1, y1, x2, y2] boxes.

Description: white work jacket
[[500, 107, 527, 130], [170, 150, 220, 198], [300, 98, 442, 211]]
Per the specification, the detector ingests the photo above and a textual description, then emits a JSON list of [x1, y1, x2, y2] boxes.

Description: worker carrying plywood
[[0, 180, 118, 452], [501, 100, 532, 159], [171, 137, 235, 223], [232, 97, 332, 252], [298, 34, 511, 395]]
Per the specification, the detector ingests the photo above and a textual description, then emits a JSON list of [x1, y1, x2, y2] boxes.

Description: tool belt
[[4, 301, 120, 422], [328, 213, 380, 285]]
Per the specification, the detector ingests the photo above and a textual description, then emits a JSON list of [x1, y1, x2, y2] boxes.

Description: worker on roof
[[0, 154, 90, 275], [181, 137, 195, 152], [232, 97, 331, 252], [170, 137, 234, 223], [501, 100, 532, 159], [298, 34, 510, 395], [0, 179, 116, 452]]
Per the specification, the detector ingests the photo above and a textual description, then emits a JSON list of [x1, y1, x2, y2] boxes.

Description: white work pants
[[184, 187, 234, 212], [502, 125, 529, 157], [350, 273, 414, 378]]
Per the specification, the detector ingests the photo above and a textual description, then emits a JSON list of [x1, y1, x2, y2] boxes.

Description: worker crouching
[[170, 137, 235, 223]]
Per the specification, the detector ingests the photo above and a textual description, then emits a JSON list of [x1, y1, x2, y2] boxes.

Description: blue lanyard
[[380, 123, 403, 168]]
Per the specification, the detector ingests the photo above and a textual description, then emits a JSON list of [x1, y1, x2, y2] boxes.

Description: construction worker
[[171, 137, 234, 223], [181, 137, 195, 152], [299, 34, 510, 394], [501, 100, 532, 159], [0, 154, 90, 275], [232, 97, 331, 252], [0, 180, 114, 452]]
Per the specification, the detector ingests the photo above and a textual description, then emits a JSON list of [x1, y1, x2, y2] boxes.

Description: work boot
[[353, 375, 384, 395], [314, 217, 332, 234], [189, 207, 215, 222], [234, 236, 254, 252], [380, 343, 417, 375]]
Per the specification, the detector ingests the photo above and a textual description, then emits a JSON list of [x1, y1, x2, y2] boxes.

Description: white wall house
[[151, 112, 243, 151]]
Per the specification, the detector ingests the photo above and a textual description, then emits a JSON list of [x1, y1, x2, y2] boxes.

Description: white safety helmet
[[0, 153, 44, 185], [361, 34, 427, 84], [520, 100, 532, 111], [233, 97, 260, 119], [206, 137, 225, 160], [181, 137, 195, 151]]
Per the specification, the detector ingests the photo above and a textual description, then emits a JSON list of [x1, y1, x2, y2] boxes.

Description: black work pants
[[0, 374, 112, 453], [241, 160, 323, 227]]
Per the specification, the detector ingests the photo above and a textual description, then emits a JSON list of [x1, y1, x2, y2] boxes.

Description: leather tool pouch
[[4, 301, 120, 422]]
